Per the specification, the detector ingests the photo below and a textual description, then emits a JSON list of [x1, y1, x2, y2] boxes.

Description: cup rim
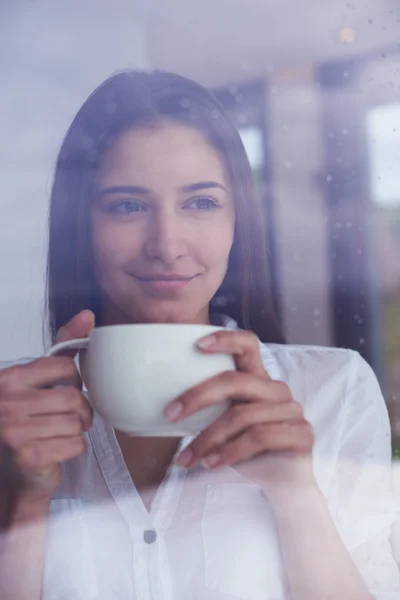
[[92, 323, 224, 332]]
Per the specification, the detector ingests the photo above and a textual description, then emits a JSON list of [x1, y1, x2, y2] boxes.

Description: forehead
[[97, 121, 229, 188]]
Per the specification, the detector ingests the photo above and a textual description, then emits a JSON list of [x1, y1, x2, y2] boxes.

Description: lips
[[132, 273, 198, 294], [136, 274, 195, 282]]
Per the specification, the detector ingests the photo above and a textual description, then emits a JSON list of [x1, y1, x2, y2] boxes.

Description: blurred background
[[0, 0, 399, 450]]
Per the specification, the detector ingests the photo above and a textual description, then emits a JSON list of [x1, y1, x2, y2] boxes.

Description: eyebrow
[[99, 185, 150, 196], [181, 181, 228, 194], [98, 181, 228, 197]]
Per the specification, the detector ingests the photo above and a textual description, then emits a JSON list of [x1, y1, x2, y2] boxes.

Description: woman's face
[[91, 121, 235, 325]]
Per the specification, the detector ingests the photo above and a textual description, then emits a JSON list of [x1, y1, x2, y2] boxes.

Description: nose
[[143, 210, 188, 264]]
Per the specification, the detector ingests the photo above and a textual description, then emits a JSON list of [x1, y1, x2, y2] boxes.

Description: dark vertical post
[[317, 57, 384, 383], [214, 81, 282, 324]]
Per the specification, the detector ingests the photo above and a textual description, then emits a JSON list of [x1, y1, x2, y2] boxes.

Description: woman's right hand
[[0, 310, 95, 506]]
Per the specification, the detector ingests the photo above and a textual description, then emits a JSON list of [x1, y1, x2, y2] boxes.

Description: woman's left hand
[[164, 329, 316, 492]]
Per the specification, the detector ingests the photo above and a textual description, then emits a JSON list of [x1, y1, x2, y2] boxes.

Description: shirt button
[[143, 529, 157, 544]]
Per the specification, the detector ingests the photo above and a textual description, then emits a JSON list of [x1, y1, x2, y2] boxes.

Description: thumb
[[55, 310, 95, 345]]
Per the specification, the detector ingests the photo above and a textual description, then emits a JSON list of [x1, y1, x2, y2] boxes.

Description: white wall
[[0, 0, 149, 361]]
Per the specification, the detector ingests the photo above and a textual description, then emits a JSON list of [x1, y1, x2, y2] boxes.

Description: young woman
[[0, 69, 398, 600]]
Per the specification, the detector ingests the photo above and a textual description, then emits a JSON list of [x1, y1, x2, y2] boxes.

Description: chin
[[139, 312, 199, 325], [102, 292, 209, 325], [130, 302, 206, 325]]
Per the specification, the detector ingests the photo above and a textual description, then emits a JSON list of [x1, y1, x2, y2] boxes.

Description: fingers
[[0, 313, 94, 497], [55, 310, 95, 344], [14, 436, 86, 472], [0, 414, 87, 449], [197, 330, 268, 377], [0, 387, 93, 430], [0, 357, 82, 392], [178, 401, 304, 467], [203, 421, 314, 469], [54, 310, 95, 359], [165, 373, 291, 422], [179, 420, 314, 470]]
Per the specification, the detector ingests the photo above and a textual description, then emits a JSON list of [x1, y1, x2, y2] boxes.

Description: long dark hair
[[47, 69, 283, 343]]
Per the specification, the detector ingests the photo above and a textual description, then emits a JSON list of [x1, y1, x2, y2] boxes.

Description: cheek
[[197, 222, 234, 269], [91, 221, 140, 273]]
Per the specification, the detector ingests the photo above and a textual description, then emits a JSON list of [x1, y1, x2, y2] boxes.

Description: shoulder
[[259, 343, 382, 417], [259, 342, 359, 385]]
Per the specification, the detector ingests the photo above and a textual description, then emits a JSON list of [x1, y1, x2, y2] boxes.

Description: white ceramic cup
[[46, 324, 235, 436]]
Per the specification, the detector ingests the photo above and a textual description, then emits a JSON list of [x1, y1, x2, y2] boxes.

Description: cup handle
[[45, 338, 89, 357]]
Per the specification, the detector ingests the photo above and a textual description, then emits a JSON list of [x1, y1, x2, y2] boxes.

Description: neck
[[114, 430, 181, 491]]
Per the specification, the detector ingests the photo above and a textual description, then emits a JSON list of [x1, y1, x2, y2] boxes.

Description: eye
[[185, 196, 220, 211], [108, 200, 146, 214]]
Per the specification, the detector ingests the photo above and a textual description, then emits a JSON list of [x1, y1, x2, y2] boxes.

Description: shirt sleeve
[[327, 350, 400, 599]]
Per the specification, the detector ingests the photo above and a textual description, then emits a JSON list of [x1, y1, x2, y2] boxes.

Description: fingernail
[[202, 453, 221, 468], [164, 401, 183, 421], [80, 310, 94, 323], [197, 335, 217, 349], [176, 447, 194, 467]]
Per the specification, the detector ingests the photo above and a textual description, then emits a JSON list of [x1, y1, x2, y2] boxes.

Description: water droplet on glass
[[293, 253, 301, 262], [235, 94, 244, 104], [342, 129, 348, 135], [180, 98, 191, 109], [238, 113, 248, 124], [283, 159, 293, 169], [327, 175, 333, 182]]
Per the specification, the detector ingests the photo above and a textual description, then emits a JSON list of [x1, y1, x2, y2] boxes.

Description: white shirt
[[3, 316, 400, 599]]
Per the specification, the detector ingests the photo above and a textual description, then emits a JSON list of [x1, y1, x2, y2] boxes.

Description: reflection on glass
[[239, 126, 264, 180], [367, 104, 400, 443]]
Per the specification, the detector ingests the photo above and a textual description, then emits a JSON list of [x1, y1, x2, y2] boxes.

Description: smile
[[132, 274, 199, 293]]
